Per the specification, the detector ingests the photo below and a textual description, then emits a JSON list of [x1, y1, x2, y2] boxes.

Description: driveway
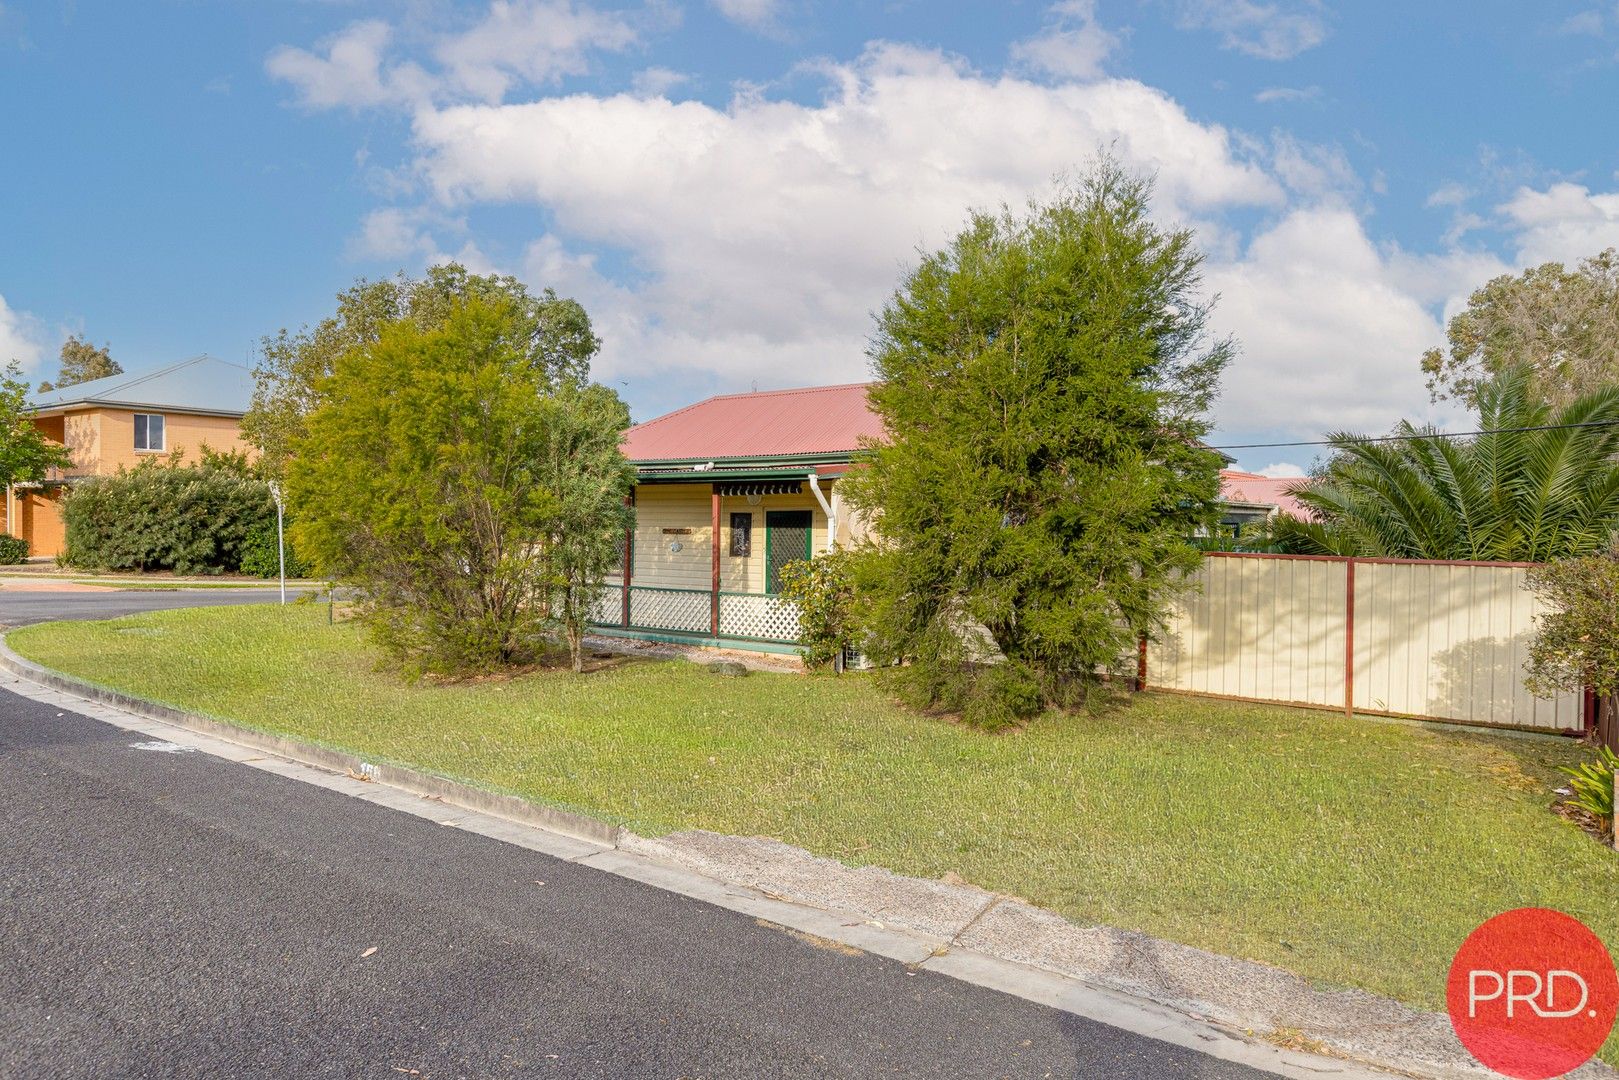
[[0, 681, 1282, 1079]]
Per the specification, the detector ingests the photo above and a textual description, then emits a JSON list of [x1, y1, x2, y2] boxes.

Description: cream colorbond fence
[[1147, 553, 1586, 733]]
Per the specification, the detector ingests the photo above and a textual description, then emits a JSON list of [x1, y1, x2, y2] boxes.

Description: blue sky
[[3, 0, 1618, 474]]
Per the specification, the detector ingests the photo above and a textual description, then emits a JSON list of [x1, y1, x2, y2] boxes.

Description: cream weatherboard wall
[[1146, 554, 1583, 732], [622, 484, 830, 593]]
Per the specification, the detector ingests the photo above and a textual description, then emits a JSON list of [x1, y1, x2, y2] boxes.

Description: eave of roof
[[28, 401, 247, 419]]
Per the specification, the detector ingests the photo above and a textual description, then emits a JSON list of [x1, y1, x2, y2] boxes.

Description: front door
[[765, 510, 812, 593]]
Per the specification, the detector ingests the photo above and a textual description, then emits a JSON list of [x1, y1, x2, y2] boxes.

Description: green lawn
[[14, 604, 1618, 1058]]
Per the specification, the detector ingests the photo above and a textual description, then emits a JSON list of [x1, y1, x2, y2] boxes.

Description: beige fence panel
[[1149, 555, 1346, 708], [1148, 554, 1584, 733], [1352, 561, 1581, 731]]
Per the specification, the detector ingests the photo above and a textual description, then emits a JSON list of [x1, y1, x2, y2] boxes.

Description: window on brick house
[[133, 414, 165, 451]]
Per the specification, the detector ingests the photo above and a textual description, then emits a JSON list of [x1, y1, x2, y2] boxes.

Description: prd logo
[[1447, 908, 1618, 1079]]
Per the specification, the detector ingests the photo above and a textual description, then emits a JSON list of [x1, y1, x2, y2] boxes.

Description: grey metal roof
[[26, 355, 255, 416]]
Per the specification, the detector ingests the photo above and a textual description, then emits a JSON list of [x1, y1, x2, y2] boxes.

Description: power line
[[1209, 418, 1619, 451]]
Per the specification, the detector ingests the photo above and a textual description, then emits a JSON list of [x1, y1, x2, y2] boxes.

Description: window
[[729, 512, 753, 557], [133, 413, 165, 452]]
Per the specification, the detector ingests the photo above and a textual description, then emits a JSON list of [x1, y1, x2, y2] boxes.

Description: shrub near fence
[[1145, 552, 1585, 733]]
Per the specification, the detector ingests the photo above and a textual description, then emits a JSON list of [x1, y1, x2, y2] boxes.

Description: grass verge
[[13, 604, 1617, 1063]]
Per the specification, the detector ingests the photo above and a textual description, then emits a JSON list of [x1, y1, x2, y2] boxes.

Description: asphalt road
[[0, 682, 1279, 1079], [0, 586, 312, 627]]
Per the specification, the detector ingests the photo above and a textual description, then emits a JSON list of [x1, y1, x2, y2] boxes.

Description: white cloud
[[434, 0, 640, 103], [630, 65, 689, 97], [1498, 181, 1619, 266], [1257, 462, 1306, 478], [1556, 9, 1606, 36], [347, 207, 443, 262], [1010, 0, 1119, 82], [279, 14, 1529, 443], [1268, 133, 1359, 200], [1174, 0, 1330, 60], [1253, 85, 1319, 104], [266, 21, 433, 111], [267, 2, 640, 110], [1205, 207, 1457, 435], [0, 293, 46, 373], [1424, 181, 1469, 208], [709, 0, 781, 32], [408, 44, 1281, 385]]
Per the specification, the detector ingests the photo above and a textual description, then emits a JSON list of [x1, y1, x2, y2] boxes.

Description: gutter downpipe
[[807, 473, 836, 550]]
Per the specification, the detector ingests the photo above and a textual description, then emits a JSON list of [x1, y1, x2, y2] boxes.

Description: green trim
[[764, 509, 812, 595], [627, 585, 711, 595], [589, 626, 803, 655], [635, 468, 811, 483]]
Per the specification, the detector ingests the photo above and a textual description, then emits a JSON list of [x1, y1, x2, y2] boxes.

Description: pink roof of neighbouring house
[[1219, 470, 1316, 520], [622, 382, 884, 462]]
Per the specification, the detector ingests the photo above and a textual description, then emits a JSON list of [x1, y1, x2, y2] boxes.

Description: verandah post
[[710, 484, 721, 637], [620, 490, 633, 629]]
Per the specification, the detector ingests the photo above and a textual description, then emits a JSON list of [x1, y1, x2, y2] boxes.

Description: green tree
[[38, 334, 122, 392], [245, 263, 599, 476], [1525, 545, 1619, 753], [1422, 249, 1619, 409], [842, 162, 1230, 728], [0, 361, 72, 490], [531, 380, 637, 672], [286, 296, 631, 675], [1276, 367, 1619, 561]]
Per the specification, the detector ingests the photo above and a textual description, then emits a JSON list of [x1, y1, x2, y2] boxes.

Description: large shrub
[[842, 161, 1228, 727], [238, 520, 314, 579], [286, 296, 632, 675], [1526, 544, 1619, 752], [777, 551, 858, 669], [0, 534, 28, 564], [61, 455, 275, 574]]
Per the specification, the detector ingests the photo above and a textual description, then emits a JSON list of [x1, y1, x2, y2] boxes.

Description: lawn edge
[[0, 635, 622, 847], [9, 630, 1612, 1080]]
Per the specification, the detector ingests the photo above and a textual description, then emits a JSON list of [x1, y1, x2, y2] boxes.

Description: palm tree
[[1274, 367, 1619, 561]]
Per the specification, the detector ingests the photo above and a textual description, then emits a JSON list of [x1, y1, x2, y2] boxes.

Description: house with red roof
[[596, 381, 1313, 651], [595, 383, 882, 651]]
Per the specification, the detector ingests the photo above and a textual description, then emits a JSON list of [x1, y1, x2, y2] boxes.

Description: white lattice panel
[[629, 587, 711, 634], [718, 593, 801, 643], [589, 585, 622, 626]]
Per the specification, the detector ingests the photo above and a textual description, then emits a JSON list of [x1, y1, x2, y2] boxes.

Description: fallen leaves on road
[[361, 946, 378, 958]]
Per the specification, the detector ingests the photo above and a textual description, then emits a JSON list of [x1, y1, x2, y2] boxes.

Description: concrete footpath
[[1, 639, 1609, 1080]]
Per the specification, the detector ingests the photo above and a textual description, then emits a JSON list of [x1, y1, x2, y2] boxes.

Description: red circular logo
[[1447, 908, 1618, 1079]]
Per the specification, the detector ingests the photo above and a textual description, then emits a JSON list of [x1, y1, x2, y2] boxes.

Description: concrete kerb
[[4, 635, 1594, 1080]]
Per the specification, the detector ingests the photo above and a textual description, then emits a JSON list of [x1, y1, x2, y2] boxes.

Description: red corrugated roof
[[622, 382, 884, 461], [1219, 470, 1315, 520]]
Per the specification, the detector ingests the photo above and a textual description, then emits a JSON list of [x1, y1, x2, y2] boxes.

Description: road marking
[[129, 740, 195, 753]]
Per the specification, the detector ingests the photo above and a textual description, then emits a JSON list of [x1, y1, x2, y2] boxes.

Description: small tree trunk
[[1600, 693, 1619, 754], [568, 621, 584, 674]]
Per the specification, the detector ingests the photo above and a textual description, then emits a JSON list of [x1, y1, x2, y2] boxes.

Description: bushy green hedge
[[239, 520, 313, 579], [61, 458, 279, 575], [0, 533, 28, 564]]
